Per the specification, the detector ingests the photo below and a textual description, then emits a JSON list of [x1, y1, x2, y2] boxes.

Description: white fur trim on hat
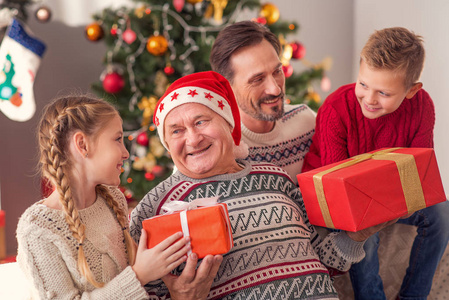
[[154, 86, 235, 149]]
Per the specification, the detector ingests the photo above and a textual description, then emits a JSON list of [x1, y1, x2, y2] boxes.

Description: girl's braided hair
[[37, 95, 136, 287]]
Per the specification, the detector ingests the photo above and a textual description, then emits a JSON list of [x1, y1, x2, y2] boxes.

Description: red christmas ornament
[[123, 28, 137, 44], [151, 165, 164, 176], [253, 17, 267, 25], [145, 172, 155, 181], [173, 0, 185, 12], [136, 132, 149, 146], [282, 64, 293, 78], [102, 72, 125, 94], [164, 65, 175, 75], [110, 26, 118, 36], [291, 42, 306, 59], [119, 186, 133, 200], [124, 189, 133, 199]]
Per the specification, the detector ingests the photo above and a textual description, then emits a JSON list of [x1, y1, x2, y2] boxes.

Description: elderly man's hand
[[345, 218, 399, 242], [162, 253, 223, 300]]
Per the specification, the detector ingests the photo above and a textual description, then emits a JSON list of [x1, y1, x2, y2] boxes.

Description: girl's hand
[[132, 230, 190, 285]]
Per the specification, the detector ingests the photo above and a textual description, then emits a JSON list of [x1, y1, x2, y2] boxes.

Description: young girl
[[16, 95, 190, 299]]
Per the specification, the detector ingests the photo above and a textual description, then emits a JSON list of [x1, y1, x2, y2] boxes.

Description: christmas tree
[[88, 0, 331, 201]]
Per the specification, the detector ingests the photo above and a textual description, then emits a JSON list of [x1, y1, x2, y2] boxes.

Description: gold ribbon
[[312, 148, 426, 228]]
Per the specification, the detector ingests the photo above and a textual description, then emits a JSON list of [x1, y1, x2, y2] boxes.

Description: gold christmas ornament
[[211, 0, 228, 23], [260, 3, 280, 25], [204, 4, 213, 19], [281, 44, 293, 65], [146, 35, 168, 56], [85, 22, 104, 42], [306, 91, 321, 103], [134, 5, 147, 18], [150, 136, 166, 158], [132, 153, 156, 172], [138, 96, 158, 126], [154, 71, 169, 97]]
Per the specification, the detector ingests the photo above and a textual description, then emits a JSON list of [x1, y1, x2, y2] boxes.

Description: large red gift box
[[297, 148, 447, 232], [142, 202, 233, 258]]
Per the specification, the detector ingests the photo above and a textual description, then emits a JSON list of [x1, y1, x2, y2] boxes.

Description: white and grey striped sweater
[[130, 160, 365, 300]]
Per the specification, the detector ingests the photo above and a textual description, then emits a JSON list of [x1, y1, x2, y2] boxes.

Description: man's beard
[[245, 93, 285, 121]]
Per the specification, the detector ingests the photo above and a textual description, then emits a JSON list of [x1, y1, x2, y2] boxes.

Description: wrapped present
[[0, 210, 5, 259], [142, 197, 233, 258], [297, 148, 447, 232]]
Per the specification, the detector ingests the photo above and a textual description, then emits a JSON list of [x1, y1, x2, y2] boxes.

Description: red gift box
[[297, 148, 447, 232], [0, 210, 5, 228], [142, 200, 233, 258]]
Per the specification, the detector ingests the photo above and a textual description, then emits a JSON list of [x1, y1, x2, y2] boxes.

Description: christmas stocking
[[0, 18, 46, 122]]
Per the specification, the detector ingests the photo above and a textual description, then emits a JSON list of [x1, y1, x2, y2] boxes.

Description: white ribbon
[[180, 210, 192, 256]]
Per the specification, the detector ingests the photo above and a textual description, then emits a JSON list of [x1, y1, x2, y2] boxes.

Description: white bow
[[162, 196, 220, 214]]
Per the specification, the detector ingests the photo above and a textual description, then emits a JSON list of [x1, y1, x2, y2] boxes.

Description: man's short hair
[[361, 27, 425, 89], [210, 21, 281, 83]]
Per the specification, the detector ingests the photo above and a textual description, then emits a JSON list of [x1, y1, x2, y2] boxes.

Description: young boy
[[302, 27, 449, 300]]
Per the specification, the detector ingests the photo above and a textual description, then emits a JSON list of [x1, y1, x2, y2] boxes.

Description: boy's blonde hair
[[37, 95, 136, 288], [361, 27, 425, 89]]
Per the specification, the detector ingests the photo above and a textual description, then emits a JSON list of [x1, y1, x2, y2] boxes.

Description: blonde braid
[[37, 96, 118, 288], [49, 107, 104, 287], [96, 185, 137, 265]]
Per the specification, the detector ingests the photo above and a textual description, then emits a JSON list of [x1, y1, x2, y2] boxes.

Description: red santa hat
[[153, 71, 248, 158]]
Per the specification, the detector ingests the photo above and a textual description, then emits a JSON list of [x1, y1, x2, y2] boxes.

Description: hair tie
[[78, 243, 83, 247], [122, 227, 127, 231]]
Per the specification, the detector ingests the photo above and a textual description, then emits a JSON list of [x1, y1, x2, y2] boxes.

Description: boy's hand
[[345, 218, 399, 242], [162, 253, 223, 300], [132, 230, 190, 285]]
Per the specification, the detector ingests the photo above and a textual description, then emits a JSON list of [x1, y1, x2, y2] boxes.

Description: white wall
[[275, 0, 354, 100], [354, 0, 449, 193]]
